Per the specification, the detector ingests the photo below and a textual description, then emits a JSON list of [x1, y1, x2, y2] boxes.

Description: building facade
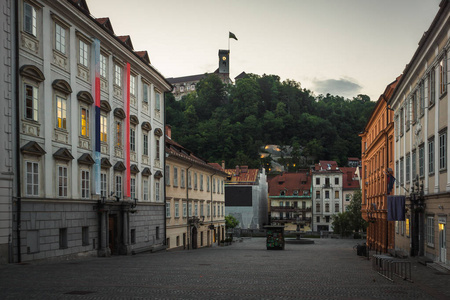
[[0, 0, 16, 264], [388, 0, 450, 264], [165, 127, 227, 250], [13, 0, 171, 262], [340, 167, 360, 212], [311, 161, 343, 232], [360, 77, 398, 253], [268, 171, 312, 232], [224, 166, 268, 229]]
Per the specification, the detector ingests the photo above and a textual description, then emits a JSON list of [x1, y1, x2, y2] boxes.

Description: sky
[[88, 0, 442, 101]]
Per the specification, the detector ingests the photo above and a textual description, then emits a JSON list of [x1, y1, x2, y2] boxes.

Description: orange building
[[360, 76, 400, 253]]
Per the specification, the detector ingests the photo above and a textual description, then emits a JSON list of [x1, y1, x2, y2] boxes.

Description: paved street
[[0, 238, 449, 299]]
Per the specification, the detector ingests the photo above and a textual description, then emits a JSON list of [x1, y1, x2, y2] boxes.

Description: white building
[[11, 0, 171, 262], [312, 161, 343, 232]]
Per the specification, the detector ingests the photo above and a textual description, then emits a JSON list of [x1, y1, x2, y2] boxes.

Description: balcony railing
[[270, 206, 312, 212]]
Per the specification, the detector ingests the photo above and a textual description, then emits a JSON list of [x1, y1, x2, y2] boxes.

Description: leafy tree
[[332, 190, 368, 236], [225, 215, 239, 229]]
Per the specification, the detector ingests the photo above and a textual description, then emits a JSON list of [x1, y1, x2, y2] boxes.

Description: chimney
[[165, 125, 172, 139], [222, 160, 225, 170], [235, 165, 240, 176]]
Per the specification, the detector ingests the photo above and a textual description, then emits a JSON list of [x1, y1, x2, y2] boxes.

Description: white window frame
[[439, 131, 447, 171], [100, 114, 107, 142], [79, 39, 89, 67], [25, 161, 39, 196], [81, 169, 90, 199], [427, 216, 435, 247], [55, 23, 66, 54], [130, 127, 136, 152], [100, 172, 107, 197], [130, 177, 136, 200], [56, 96, 67, 130], [114, 64, 122, 87], [155, 180, 160, 202], [23, 2, 37, 36], [429, 138, 435, 175], [58, 165, 68, 197], [115, 175, 122, 199], [24, 84, 38, 121], [165, 165, 170, 186], [100, 54, 107, 78], [80, 106, 90, 137], [166, 202, 171, 218], [173, 167, 178, 187], [183, 202, 187, 217], [175, 202, 179, 218], [143, 179, 149, 201]]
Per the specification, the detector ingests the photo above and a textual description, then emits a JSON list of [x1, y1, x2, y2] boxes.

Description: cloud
[[312, 77, 362, 98]]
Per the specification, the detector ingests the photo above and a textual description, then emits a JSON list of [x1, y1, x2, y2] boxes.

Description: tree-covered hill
[[166, 73, 375, 170]]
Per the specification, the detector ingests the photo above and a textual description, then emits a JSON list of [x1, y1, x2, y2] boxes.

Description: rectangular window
[[400, 107, 404, 134], [439, 131, 447, 170], [419, 145, 424, 178], [212, 177, 215, 193], [115, 175, 122, 199], [100, 115, 107, 142], [207, 203, 210, 217], [429, 138, 434, 174], [155, 180, 160, 202], [25, 84, 38, 121], [165, 165, 170, 186], [195, 203, 198, 216], [439, 54, 447, 96], [24, 2, 37, 36], [395, 161, 399, 187], [79, 40, 89, 67], [143, 179, 148, 201], [335, 202, 339, 212], [183, 202, 187, 217], [130, 128, 135, 152], [143, 133, 148, 155], [419, 81, 425, 116], [427, 216, 435, 247], [116, 122, 122, 147], [143, 83, 149, 103], [315, 190, 320, 199], [155, 92, 161, 110], [207, 176, 210, 192], [406, 217, 410, 237], [81, 170, 90, 199], [80, 107, 89, 137], [334, 191, 339, 199], [55, 23, 66, 54], [56, 96, 67, 129], [166, 203, 171, 218], [130, 177, 135, 199], [173, 167, 178, 187], [400, 157, 404, 184], [26, 161, 39, 196], [181, 169, 185, 188], [316, 178, 320, 185], [334, 177, 339, 185], [101, 173, 107, 197], [156, 139, 160, 160], [114, 64, 122, 87], [58, 165, 68, 197], [175, 202, 179, 218], [406, 153, 410, 183], [325, 191, 329, 199], [429, 67, 435, 106], [194, 173, 198, 190], [213, 205, 216, 217], [130, 75, 136, 96], [188, 171, 192, 189], [100, 54, 107, 78], [200, 174, 203, 191], [200, 203, 204, 217]]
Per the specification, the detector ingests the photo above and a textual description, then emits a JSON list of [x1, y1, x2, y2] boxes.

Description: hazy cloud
[[312, 78, 362, 98]]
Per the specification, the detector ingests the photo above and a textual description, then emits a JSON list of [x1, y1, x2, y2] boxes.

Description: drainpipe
[[14, 0, 21, 263], [210, 170, 217, 243], [384, 95, 391, 254]]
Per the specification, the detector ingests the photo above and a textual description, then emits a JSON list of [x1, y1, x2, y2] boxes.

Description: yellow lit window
[[406, 218, 410, 237], [100, 115, 107, 142], [80, 107, 89, 137], [116, 122, 122, 147], [56, 96, 67, 129]]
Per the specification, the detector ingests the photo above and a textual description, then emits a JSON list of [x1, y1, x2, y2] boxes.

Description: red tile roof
[[225, 166, 259, 184], [314, 160, 339, 171], [268, 171, 311, 196]]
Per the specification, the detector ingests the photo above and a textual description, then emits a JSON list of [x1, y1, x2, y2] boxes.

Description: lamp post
[[410, 176, 425, 257]]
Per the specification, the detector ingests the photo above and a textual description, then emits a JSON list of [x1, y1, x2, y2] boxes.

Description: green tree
[[332, 190, 368, 237], [225, 215, 239, 229]]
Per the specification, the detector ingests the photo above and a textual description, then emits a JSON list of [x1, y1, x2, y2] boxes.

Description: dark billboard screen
[[225, 186, 252, 206]]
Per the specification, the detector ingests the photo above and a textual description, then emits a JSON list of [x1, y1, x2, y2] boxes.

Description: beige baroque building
[[165, 126, 227, 250], [389, 1, 449, 264]]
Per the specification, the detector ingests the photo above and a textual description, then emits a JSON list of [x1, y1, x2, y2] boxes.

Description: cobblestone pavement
[[1, 238, 449, 299]]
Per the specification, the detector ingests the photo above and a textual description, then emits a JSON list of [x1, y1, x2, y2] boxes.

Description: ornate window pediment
[[141, 122, 151, 131], [77, 91, 94, 105], [53, 148, 74, 161], [114, 161, 126, 171], [130, 164, 140, 174], [20, 65, 45, 82], [114, 108, 126, 119], [130, 115, 139, 126], [100, 100, 111, 112], [142, 167, 152, 176], [78, 153, 95, 165], [154, 170, 163, 178], [101, 157, 112, 168], [154, 128, 163, 137], [52, 79, 72, 95], [21, 141, 46, 156]]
